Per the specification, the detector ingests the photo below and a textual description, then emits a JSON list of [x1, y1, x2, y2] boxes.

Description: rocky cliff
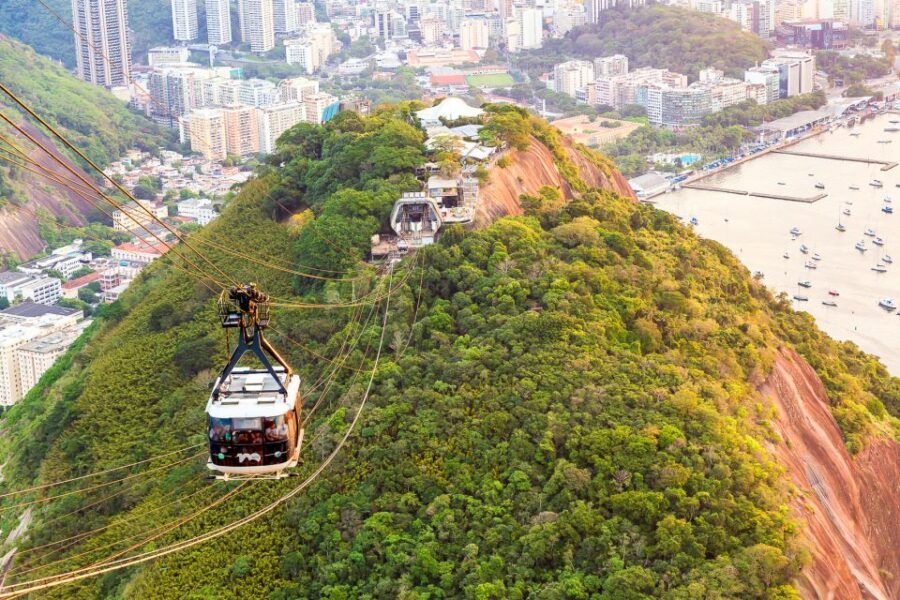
[[0, 123, 95, 259], [475, 134, 635, 226], [761, 348, 899, 600]]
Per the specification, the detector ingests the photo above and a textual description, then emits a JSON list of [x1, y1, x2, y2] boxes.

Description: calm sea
[[657, 112, 900, 374]]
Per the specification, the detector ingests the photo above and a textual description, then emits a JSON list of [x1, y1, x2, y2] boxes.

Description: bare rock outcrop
[[475, 135, 635, 227], [0, 122, 95, 259], [761, 348, 899, 600]]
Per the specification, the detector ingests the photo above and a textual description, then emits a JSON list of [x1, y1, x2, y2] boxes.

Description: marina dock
[[770, 149, 897, 171], [681, 184, 748, 195], [682, 182, 826, 203]]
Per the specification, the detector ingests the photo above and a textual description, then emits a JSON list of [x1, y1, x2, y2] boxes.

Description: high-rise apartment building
[[206, 0, 233, 45], [553, 60, 595, 98], [257, 102, 305, 154], [223, 105, 261, 156], [181, 108, 227, 160], [296, 2, 315, 26], [171, 0, 199, 41], [594, 54, 629, 77], [518, 7, 543, 49], [459, 17, 490, 49], [744, 66, 780, 103], [273, 0, 300, 33], [238, 0, 276, 52], [71, 0, 132, 87]]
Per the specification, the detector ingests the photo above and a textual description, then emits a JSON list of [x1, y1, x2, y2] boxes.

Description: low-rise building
[[177, 198, 217, 225], [111, 241, 170, 264], [111, 200, 169, 231], [61, 271, 101, 299], [0, 272, 62, 305]]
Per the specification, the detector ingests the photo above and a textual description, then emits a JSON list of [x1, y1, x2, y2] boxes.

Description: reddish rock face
[[475, 135, 635, 227], [761, 348, 899, 600], [0, 122, 95, 260]]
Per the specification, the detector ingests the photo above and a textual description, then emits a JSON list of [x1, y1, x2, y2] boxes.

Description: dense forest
[[0, 37, 170, 167], [515, 5, 770, 81], [0, 104, 896, 599], [0, 0, 175, 66]]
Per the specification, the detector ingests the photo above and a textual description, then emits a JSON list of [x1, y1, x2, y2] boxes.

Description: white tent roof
[[416, 97, 484, 124]]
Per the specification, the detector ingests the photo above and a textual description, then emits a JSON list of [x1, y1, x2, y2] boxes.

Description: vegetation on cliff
[[0, 36, 171, 167], [0, 105, 895, 599]]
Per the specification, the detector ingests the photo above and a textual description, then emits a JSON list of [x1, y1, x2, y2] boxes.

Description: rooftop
[[62, 271, 101, 290], [1, 301, 80, 319], [416, 97, 484, 124], [757, 109, 832, 133], [0, 271, 30, 285], [20, 330, 79, 355], [207, 368, 299, 419]]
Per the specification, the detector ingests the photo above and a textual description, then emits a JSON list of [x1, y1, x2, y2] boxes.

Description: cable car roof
[[206, 367, 300, 419]]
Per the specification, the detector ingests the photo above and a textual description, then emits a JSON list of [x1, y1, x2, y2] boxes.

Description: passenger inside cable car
[[208, 414, 296, 468]]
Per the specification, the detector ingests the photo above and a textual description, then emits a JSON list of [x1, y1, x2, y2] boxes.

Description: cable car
[[206, 284, 303, 480]]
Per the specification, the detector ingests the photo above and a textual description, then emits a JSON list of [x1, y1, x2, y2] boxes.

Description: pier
[[770, 149, 897, 171], [682, 182, 826, 203], [681, 184, 748, 195]]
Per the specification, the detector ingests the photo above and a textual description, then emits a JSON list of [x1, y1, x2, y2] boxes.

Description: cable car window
[[232, 417, 262, 430], [264, 416, 288, 441], [208, 417, 232, 442]]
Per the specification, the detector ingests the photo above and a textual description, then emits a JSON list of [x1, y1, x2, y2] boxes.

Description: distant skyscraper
[[71, 0, 132, 87], [833, 0, 851, 20], [296, 2, 315, 26], [171, 0, 199, 41], [518, 7, 543, 49], [273, 0, 299, 33], [206, 0, 232, 45], [238, 0, 275, 52]]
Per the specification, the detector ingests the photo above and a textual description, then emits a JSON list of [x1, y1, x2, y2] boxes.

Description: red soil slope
[[761, 348, 899, 600], [475, 136, 635, 226], [0, 122, 95, 260]]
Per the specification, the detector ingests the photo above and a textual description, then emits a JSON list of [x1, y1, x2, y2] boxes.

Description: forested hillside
[[0, 36, 169, 166], [516, 5, 770, 81], [0, 104, 896, 599], [0, 0, 173, 66], [0, 35, 172, 259]]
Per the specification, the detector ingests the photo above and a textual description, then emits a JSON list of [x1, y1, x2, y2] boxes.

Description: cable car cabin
[[206, 367, 303, 478]]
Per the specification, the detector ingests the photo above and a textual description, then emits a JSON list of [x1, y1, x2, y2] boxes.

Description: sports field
[[465, 73, 515, 87]]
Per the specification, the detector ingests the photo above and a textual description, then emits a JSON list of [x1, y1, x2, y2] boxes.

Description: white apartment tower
[[171, 0, 199, 41], [273, 0, 300, 33], [206, 0, 233, 45], [238, 0, 276, 52], [518, 7, 543, 49], [553, 60, 595, 98], [71, 0, 132, 87], [296, 2, 315, 26], [459, 18, 490, 49]]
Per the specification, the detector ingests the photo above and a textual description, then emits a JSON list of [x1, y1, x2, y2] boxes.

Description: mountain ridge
[[0, 105, 895, 599]]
